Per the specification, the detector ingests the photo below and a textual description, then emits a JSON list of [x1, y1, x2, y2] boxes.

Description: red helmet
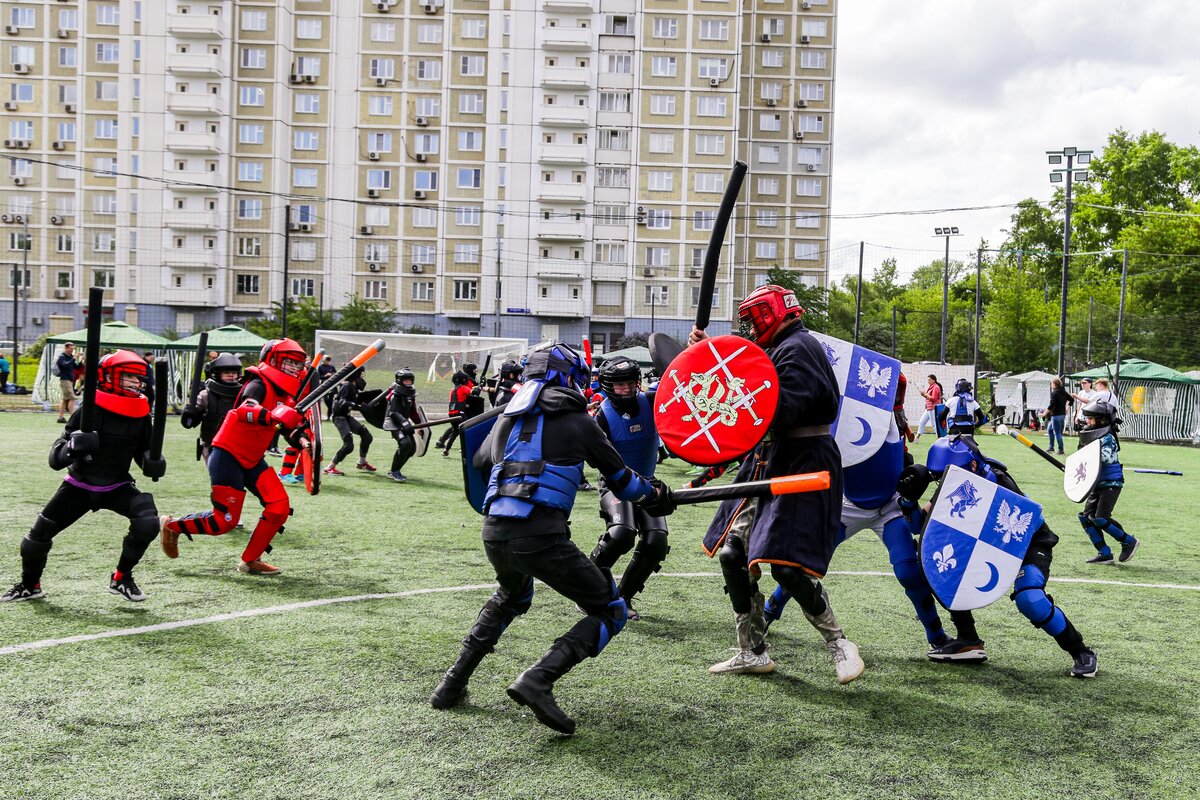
[[737, 284, 804, 347], [257, 338, 308, 396], [98, 350, 149, 398]]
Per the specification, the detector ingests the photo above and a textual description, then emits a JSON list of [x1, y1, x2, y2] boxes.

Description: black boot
[[506, 641, 583, 735], [430, 636, 492, 709]]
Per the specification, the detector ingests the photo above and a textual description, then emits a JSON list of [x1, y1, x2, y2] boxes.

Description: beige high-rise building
[[2, 0, 835, 348]]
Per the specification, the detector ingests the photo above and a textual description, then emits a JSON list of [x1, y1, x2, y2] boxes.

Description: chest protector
[[483, 411, 584, 519], [950, 395, 975, 431], [1097, 433, 1124, 484], [200, 379, 240, 443], [599, 394, 658, 478], [67, 400, 149, 485], [212, 374, 294, 468]]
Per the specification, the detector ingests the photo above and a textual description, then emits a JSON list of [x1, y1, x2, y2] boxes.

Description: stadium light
[[1046, 145, 1093, 376], [932, 226, 963, 363]]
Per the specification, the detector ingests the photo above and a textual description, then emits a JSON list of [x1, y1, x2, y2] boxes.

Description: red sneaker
[[356, 461, 377, 472], [323, 465, 345, 476]]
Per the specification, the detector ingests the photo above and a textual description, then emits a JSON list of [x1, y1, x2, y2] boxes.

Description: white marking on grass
[[3, 571, 1198, 657]]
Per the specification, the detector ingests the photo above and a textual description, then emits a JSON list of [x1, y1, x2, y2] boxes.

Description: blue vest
[[1098, 433, 1124, 486], [483, 410, 584, 518], [950, 394, 975, 430], [844, 437, 904, 509], [599, 394, 659, 478]]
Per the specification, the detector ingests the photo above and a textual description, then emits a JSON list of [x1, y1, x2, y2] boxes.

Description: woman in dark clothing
[[1046, 378, 1072, 455]]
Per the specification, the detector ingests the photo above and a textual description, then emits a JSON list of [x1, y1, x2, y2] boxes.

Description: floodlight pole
[[1114, 248, 1128, 395], [933, 226, 961, 363], [853, 241, 864, 345], [1047, 146, 1092, 378], [282, 204, 291, 339], [973, 248, 982, 390]]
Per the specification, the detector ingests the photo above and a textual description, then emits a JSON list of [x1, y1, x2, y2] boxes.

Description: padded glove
[[270, 405, 305, 430], [896, 464, 934, 503], [180, 404, 203, 429], [141, 454, 167, 480], [399, 419, 415, 436], [637, 478, 677, 517], [67, 430, 100, 459]]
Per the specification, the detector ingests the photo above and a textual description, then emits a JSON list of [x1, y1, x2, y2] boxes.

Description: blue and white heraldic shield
[[920, 465, 1043, 611], [810, 333, 900, 467]]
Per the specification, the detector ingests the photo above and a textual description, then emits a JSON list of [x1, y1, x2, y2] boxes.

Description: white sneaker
[[709, 649, 776, 674], [829, 638, 864, 685]]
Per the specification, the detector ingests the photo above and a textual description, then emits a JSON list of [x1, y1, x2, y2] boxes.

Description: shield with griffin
[[811, 333, 901, 467], [654, 335, 780, 466], [1063, 439, 1101, 503], [920, 464, 1043, 611]]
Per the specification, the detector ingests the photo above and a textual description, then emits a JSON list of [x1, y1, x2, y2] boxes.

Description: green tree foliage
[[243, 295, 396, 352], [981, 260, 1059, 373]]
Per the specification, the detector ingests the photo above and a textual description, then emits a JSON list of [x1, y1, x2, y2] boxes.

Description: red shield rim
[[654, 335, 780, 466]]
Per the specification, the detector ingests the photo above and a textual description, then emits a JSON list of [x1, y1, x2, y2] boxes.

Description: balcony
[[543, 0, 594, 10], [168, 169, 225, 191], [541, 27, 591, 50], [540, 66, 590, 90], [539, 105, 589, 127], [537, 183, 587, 203], [164, 131, 221, 154], [166, 13, 223, 39], [165, 52, 224, 78], [531, 297, 585, 318], [536, 218, 587, 240], [164, 252, 218, 269], [167, 93, 221, 116], [538, 143, 588, 165], [163, 286, 221, 307], [163, 210, 219, 230]]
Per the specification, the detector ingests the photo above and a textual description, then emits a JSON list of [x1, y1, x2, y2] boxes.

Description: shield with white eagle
[[1063, 439, 1101, 503], [810, 333, 900, 467], [920, 464, 1043, 611], [654, 335, 780, 466]]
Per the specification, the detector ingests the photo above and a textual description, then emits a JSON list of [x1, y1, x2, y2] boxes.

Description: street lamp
[[933, 226, 962, 363], [1047, 145, 1093, 376]]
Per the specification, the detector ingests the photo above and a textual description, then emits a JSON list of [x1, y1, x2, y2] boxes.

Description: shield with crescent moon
[[654, 335, 780, 466], [1063, 439, 1101, 503], [810, 333, 901, 467], [920, 465, 1042, 611]]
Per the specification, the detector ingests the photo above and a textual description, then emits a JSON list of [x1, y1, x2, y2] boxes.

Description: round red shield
[[654, 335, 780, 466]]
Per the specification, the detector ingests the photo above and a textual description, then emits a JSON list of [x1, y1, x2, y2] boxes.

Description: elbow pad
[[608, 467, 653, 502]]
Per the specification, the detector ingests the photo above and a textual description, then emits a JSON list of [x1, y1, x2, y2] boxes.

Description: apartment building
[[2, 0, 836, 349]]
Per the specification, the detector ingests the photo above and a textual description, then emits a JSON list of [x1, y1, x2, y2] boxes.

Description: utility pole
[[891, 306, 897, 358], [494, 209, 503, 337], [1114, 249, 1128, 396], [1086, 296, 1093, 365], [1047, 146, 1093, 376], [973, 249, 982, 391], [933, 226, 962, 363], [281, 204, 291, 339]]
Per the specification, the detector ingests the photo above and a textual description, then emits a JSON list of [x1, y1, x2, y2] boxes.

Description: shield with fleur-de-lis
[[654, 335, 780, 466], [1063, 439, 1101, 503], [810, 333, 900, 467]]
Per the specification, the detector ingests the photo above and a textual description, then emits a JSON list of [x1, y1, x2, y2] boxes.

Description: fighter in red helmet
[[690, 284, 864, 684], [2, 350, 165, 603], [160, 338, 312, 575]]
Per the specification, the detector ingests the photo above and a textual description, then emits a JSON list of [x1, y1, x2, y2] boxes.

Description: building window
[[598, 92, 629, 112], [796, 212, 820, 229], [798, 114, 825, 133], [236, 274, 260, 294], [695, 134, 726, 156], [412, 281, 434, 302], [696, 96, 726, 117], [758, 145, 781, 164], [457, 130, 483, 151], [595, 205, 626, 225], [371, 22, 396, 42], [368, 95, 392, 116], [697, 58, 727, 79], [691, 285, 720, 308], [794, 243, 820, 261], [459, 55, 485, 76], [799, 82, 826, 101], [369, 58, 395, 80], [795, 178, 822, 197], [645, 210, 671, 230], [644, 285, 669, 305], [95, 43, 119, 63], [801, 51, 827, 70], [651, 18, 677, 38], [58, 47, 77, 68], [10, 83, 33, 103], [414, 133, 439, 154], [461, 18, 486, 38], [649, 95, 675, 115], [650, 56, 677, 78], [239, 86, 265, 107], [454, 207, 481, 226], [296, 56, 321, 77], [699, 19, 728, 40], [367, 169, 392, 190], [296, 18, 322, 39], [291, 278, 315, 297], [694, 172, 723, 193], [648, 133, 675, 154], [237, 199, 263, 219], [416, 60, 441, 80], [96, 5, 120, 25], [692, 211, 716, 231], [647, 171, 673, 192], [802, 19, 828, 37], [241, 48, 266, 69], [413, 171, 438, 191], [456, 168, 481, 189], [459, 93, 484, 114], [238, 161, 263, 182], [412, 207, 437, 228], [453, 280, 478, 301], [293, 167, 318, 188], [241, 10, 267, 32], [598, 130, 629, 150], [604, 54, 631, 74], [237, 237, 262, 256], [238, 123, 264, 144], [454, 243, 480, 264], [93, 270, 116, 288], [760, 113, 782, 132], [417, 23, 442, 43], [295, 94, 320, 114], [415, 96, 439, 117], [596, 167, 628, 188], [412, 244, 436, 264], [294, 130, 319, 150], [594, 242, 626, 264]]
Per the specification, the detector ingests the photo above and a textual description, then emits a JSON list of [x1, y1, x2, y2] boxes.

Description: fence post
[[1114, 248, 1128, 396], [891, 305, 897, 358], [973, 248, 982, 391], [853, 241, 864, 345]]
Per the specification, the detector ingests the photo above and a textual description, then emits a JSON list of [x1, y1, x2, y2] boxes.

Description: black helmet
[[1080, 398, 1121, 444], [600, 357, 642, 412], [210, 352, 243, 382], [462, 362, 477, 377], [499, 360, 522, 381], [1082, 398, 1118, 424], [955, 378, 973, 395], [451, 370, 469, 387], [394, 367, 416, 397]]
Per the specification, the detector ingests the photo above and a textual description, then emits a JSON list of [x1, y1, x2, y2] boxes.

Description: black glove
[[896, 464, 933, 503], [399, 419, 415, 436], [180, 404, 203, 429], [470, 386, 482, 397], [637, 478, 677, 517], [67, 430, 100, 459], [141, 454, 167, 480]]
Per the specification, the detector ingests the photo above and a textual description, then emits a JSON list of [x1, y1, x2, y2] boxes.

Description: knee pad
[[259, 498, 291, 528], [718, 536, 753, 611], [593, 595, 628, 656], [128, 494, 161, 545], [1012, 565, 1066, 635], [891, 555, 926, 593], [641, 528, 670, 566], [591, 524, 637, 566], [772, 565, 824, 615], [29, 513, 59, 543]]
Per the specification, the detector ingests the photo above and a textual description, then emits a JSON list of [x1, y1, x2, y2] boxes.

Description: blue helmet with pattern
[[926, 436, 976, 476], [522, 341, 588, 392]]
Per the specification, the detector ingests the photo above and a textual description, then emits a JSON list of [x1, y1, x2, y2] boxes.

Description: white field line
[[3, 571, 1198, 657]]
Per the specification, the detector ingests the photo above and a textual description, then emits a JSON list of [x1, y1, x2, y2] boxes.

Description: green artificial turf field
[[0, 411, 1198, 800]]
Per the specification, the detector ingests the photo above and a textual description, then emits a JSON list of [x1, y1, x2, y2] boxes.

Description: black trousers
[[390, 430, 416, 473], [331, 415, 372, 464]]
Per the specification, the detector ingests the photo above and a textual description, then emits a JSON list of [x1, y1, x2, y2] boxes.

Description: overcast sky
[[828, 0, 1200, 281]]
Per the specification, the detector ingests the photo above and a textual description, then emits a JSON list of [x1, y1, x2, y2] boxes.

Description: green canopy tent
[[1069, 358, 1200, 442], [165, 325, 268, 406], [33, 322, 172, 408]]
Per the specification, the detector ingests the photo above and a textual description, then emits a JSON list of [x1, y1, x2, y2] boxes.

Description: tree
[[764, 267, 832, 334], [337, 294, 397, 334], [614, 332, 649, 349], [979, 262, 1058, 373]]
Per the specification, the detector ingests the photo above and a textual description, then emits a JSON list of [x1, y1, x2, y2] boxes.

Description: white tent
[[991, 370, 1059, 427]]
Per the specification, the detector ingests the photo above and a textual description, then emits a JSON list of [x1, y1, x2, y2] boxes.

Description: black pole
[[10, 262, 18, 387], [891, 306, 897, 358], [1057, 154, 1074, 377], [973, 249, 981, 390], [940, 235, 949, 363], [282, 203, 291, 339], [1086, 296, 1093, 365], [853, 241, 864, 344], [1114, 248, 1128, 396]]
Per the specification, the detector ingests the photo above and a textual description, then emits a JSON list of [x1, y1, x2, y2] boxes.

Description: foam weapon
[[672, 471, 830, 505], [148, 359, 169, 481], [79, 287, 104, 435], [1133, 468, 1183, 476], [294, 339, 386, 415], [696, 160, 748, 331], [411, 415, 461, 432], [478, 353, 493, 385], [187, 331, 209, 408], [582, 335, 593, 369], [299, 348, 325, 399], [996, 424, 1065, 471]]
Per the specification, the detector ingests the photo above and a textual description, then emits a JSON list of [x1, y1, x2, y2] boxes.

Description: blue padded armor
[[1013, 565, 1067, 636], [484, 411, 584, 519], [845, 437, 904, 508], [599, 394, 659, 478]]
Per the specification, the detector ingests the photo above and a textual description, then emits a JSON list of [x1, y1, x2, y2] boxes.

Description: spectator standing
[[1091, 378, 1119, 409], [914, 375, 942, 442], [317, 355, 336, 419], [0, 352, 10, 393], [1046, 378, 1072, 455], [55, 343, 81, 423], [1071, 377, 1095, 432]]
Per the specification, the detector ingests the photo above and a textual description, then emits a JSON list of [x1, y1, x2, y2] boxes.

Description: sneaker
[[160, 515, 180, 559], [237, 559, 282, 576], [441, 447, 452, 458], [709, 649, 776, 674], [829, 638, 865, 685], [56, 416, 66, 424], [323, 465, 345, 476], [108, 573, 146, 602], [1118, 538, 1140, 563], [1070, 649, 1098, 679], [356, 461, 377, 472], [626, 602, 640, 622], [266, 448, 283, 457], [579, 480, 596, 492], [0, 582, 45, 602], [387, 471, 407, 483], [1086, 552, 1114, 564], [280, 474, 302, 485], [927, 638, 988, 662]]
